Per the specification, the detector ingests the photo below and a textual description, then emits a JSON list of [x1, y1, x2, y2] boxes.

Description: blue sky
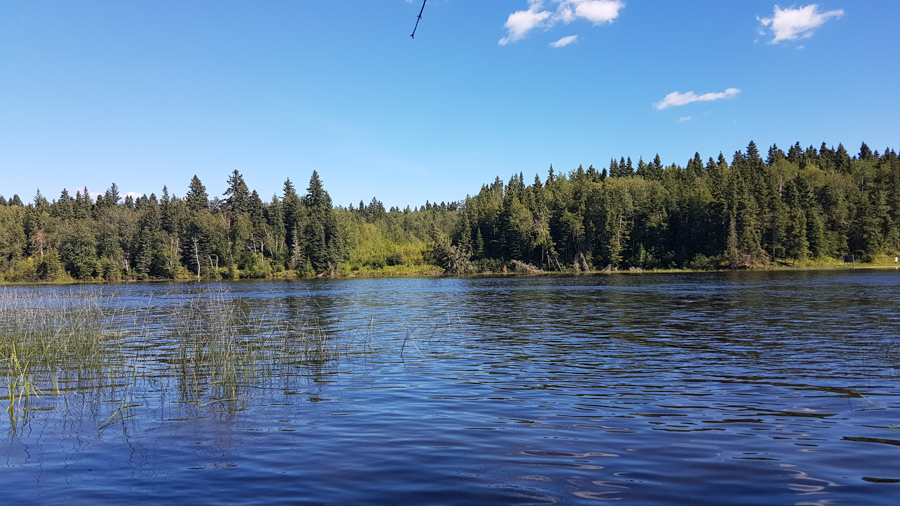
[[2, 1, 898, 209]]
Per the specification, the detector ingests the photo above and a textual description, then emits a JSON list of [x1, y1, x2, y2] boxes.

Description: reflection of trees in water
[[441, 274, 900, 376]]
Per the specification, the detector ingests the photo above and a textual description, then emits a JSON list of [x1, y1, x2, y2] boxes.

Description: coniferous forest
[[1, 140, 899, 283]]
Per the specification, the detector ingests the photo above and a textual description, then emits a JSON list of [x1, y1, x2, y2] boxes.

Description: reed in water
[[0, 287, 347, 430]]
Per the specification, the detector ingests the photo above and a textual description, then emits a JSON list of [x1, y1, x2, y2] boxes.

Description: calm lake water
[[2, 270, 900, 505]]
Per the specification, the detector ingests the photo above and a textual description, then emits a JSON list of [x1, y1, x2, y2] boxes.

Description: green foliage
[[2, 142, 899, 283], [687, 253, 720, 271], [245, 253, 274, 278], [186, 175, 209, 212], [224, 170, 250, 214], [57, 219, 98, 280], [288, 171, 345, 275], [37, 248, 69, 282], [427, 224, 472, 275]]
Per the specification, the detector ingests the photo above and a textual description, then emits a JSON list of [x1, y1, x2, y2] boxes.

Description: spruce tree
[[302, 171, 342, 273], [224, 170, 250, 214], [859, 142, 874, 160], [282, 178, 302, 252], [186, 175, 209, 212]]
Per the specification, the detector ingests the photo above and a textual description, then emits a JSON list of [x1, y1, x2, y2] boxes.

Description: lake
[[2, 270, 899, 505]]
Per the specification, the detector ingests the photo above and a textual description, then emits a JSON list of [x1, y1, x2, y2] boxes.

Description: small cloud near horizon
[[500, 0, 623, 45], [655, 88, 740, 110], [758, 4, 844, 43], [550, 35, 578, 47]]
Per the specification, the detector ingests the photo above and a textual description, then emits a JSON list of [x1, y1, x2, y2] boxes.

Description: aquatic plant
[[1, 290, 122, 388], [0, 286, 355, 432], [159, 288, 343, 403], [0, 288, 138, 429]]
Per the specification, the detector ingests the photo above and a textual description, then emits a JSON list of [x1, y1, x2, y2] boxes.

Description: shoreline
[[2, 262, 899, 286]]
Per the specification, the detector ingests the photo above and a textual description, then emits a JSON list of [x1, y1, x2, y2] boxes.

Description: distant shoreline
[[3, 262, 900, 286]]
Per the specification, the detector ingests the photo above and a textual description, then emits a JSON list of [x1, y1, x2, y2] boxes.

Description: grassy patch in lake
[[0, 287, 354, 432]]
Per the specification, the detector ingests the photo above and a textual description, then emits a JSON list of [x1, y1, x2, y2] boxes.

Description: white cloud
[[678, 116, 692, 123], [569, 0, 623, 25], [654, 88, 740, 110], [758, 4, 844, 43], [499, 1, 552, 45], [551, 35, 578, 47], [499, 0, 624, 45]]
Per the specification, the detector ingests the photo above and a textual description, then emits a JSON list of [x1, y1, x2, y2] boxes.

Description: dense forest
[[1, 140, 898, 282]]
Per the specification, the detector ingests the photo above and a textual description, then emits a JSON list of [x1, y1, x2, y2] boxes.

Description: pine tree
[[282, 178, 302, 252], [474, 227, 485, 259], [835, 144, 852, 173], [767, 144, 785, 166], [787, 142, 803, 165], [302, 171, 342, 273], [687, 152, 704, 176], [801, 145, 819, 168], [266, 195, 286, 265], [457, 210, 473, 254], [186, 175, 209, 212], [224, 170, 250, 214], [105, 183, 121, 206], [639, 154, 663, 181], [859, 142, 874, 161], [608, 158, 620, 178]]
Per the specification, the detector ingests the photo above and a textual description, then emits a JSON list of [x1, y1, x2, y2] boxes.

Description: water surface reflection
[[2, 270, 899, 504]]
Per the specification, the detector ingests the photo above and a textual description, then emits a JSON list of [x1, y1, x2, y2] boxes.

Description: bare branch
[[411, 0, 427, 39]]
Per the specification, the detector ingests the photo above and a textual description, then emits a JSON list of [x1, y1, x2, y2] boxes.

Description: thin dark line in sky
[[411, 0, 427, 39]]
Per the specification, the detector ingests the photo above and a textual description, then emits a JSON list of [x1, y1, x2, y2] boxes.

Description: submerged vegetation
[[1, 141, 899, 282]]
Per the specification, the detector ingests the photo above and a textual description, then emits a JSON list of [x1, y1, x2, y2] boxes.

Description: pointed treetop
[[186, 174, 209, 212], [224, 170, 250, 213]]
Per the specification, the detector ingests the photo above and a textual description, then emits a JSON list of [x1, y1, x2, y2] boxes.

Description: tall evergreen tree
[[99, 183, 121, 208], [224, 170, 250, 214], [186, 175, 209, 212], [302, 171, 342, 273], [859, 142, 874, 161], [608, 158, 620, 178], [282, 178, 302, 251]]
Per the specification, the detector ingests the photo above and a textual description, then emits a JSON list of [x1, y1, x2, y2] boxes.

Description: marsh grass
[[159, 289, 344, 404], [0, 285, 453, 435], [0, 289, 134, 428], [0, 286, 356, 433]]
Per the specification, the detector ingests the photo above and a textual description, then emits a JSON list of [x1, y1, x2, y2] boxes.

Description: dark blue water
[[3, 270, 900, 504]]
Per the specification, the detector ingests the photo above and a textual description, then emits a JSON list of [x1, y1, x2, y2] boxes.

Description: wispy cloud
[[654, 88, 740, 110], [758, 4, 844, 43], [678, 116, 692, 123], [499, 0, 624, 45], [550, 35, 578, 47]]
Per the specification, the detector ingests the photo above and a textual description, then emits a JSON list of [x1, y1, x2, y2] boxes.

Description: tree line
[[0, 141, 898, 282]]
